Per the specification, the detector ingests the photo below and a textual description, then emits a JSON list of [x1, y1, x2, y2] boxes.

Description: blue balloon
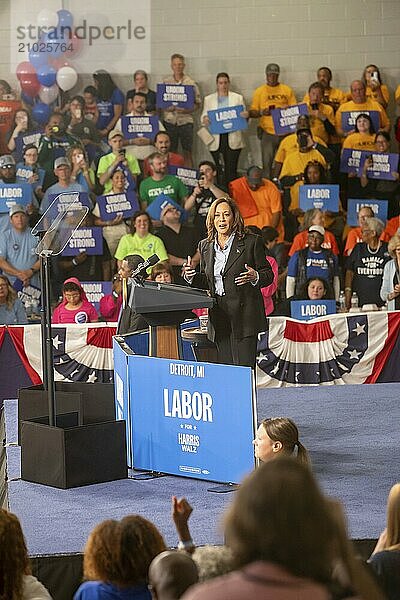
[[21, 91, 35, 106], [29, 48, 47, 69], [57, 9, 73, 30], [32, 102, 51, 125], [42, 31, 64, 58], [37, 65, 57, 87]]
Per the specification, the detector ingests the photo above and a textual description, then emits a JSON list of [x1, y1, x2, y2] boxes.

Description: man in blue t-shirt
[[286, 225, 340, 299]]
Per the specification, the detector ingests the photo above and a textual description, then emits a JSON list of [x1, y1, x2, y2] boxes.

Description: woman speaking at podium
[[183, 196, 273, 368]]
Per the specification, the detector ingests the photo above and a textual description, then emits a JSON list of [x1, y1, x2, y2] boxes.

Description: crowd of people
[[1, 57, 400, 334], [1, 417, 399, 598]]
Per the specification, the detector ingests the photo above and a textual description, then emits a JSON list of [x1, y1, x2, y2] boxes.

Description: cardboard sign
[[96, 191, 139, 221], [358, 152, 399, 181], [207, 104, 248, 135], [347, 199, 388, 226], [146, 193, 187, 223], [271, 103, 308, 135], [299, 184, 339, 212], [46, 191, 92, 219], [156, 83, 195, 109], [168, 165, 198, 188], [121, 115, 159, 139], [340, 148, 363, 174], [0, 182, 31, 212], [341, 110, 380, 133], [16, 164, 45, 190], [81, 281, 112, 312], [291, 300, 337, 321], [61, 226, 103, 256]]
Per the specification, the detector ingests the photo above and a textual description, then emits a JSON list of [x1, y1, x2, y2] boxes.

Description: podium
[[130, 281, 214, 359]]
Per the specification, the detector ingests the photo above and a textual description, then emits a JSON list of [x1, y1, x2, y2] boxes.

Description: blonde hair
[[0, 275, 17, 310], [387, 234, 400, 259]]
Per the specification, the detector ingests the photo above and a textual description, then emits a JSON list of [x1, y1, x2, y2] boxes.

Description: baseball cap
[[54, 156, 70, 169], [9, 204, 27, 217], [108, 129, 124, 141], [0, 154, 16, 168], [266, 63, 280, 74], [308, 225, 325, 236]]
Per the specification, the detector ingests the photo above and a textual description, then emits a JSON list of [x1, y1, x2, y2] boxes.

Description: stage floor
[[4, 382, 400, 555]]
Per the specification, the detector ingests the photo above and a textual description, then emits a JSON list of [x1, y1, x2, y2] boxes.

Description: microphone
[[131, 254, 159, 279]]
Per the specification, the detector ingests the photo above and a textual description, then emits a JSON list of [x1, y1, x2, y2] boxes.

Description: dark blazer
[[193, 233, 273, 341]]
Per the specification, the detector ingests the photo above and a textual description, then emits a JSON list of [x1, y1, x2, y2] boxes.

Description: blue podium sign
[[123, 355, 255, 483], [347, 199, 388, 226], [272, 103, 308, 135], [291, 300, 336, 321], [207, 104, 248, 135], [299, 184, 339, 212]]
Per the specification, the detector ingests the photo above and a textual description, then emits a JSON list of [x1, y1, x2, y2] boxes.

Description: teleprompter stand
[[20, 193, 127, 488]]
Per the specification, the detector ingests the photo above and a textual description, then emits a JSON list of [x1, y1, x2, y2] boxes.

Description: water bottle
[[338, 291, 346, 312], [351, 292, 359, 309]]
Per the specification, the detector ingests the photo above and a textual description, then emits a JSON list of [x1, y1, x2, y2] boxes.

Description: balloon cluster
[[15, 9, 82, 124]]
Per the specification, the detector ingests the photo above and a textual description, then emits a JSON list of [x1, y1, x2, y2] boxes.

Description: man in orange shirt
[[229, 166, 284, 241]]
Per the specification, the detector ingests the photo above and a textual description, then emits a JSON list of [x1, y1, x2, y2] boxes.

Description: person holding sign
[[345, 217, 390, 309], [342, 113, 376, 152], [335, 80, 390, 138], [115, 92, 161, 163], [274, 276, 332, 317], [249, 63, 297, 179], [183, 196, 273, 368], [97, 129, 140, 194], [253, 417, 310, 465], [360, 131, 400, 220], [201, 72, 247, 187], [16, 144, 45, 203], [93, 169, 129, 257], [161, 53, 201, 167], [380, 233, 400, 311]]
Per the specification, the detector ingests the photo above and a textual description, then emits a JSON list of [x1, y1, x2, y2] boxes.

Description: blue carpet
[[4, 382, 400, 555]]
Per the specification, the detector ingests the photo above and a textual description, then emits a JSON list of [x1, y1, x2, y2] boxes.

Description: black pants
[[213, 295, 257, 369], [211, 134, 241, 188]]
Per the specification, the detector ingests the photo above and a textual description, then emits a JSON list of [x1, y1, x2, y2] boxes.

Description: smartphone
[[298, 132, 308, 149], [75, 153, 84, 163], [311, 102, 318, 110], [120, 149, 126, 157], [371, 71, 379, 82]]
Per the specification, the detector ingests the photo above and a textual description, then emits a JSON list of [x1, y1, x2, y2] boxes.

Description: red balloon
[[20, 74, 41, 97], [64, 34, 82, 58], [16, 61, 36, 81]]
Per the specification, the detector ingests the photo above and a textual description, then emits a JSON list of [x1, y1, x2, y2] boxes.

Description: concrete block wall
[[1, 0, 399, 164]]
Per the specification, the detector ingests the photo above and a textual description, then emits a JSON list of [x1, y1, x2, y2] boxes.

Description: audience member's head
[[83, 515, 166, 588], [130, 210, 153, 235], [0, 509, 31, 600], [192, 545, 234, 582], [253, 417, 310, 465], [224, 457, 333, 582], [149, 550, 198, 600], [304, 160, 327, 184], [301, 207, 325, 231], [150, 260, 174, 283]]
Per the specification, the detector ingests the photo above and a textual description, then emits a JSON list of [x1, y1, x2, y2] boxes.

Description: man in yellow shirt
[[303, 67, 346, 114], [335, 80, 390, 137], [303, 82, 336, 145], [249, 63, 296, 179]]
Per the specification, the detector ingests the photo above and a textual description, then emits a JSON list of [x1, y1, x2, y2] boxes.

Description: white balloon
[[56, 66, 78, 92], [39, 84, 59, 105], [37, 9, 58, 28]]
